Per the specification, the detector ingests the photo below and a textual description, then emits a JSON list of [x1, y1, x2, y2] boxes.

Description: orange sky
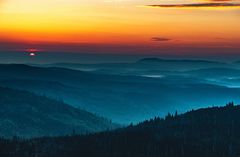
[[0, 0, 240, 52]]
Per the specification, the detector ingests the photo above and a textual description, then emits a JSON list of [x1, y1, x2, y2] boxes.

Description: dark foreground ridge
[[1, 102, 240, 157]]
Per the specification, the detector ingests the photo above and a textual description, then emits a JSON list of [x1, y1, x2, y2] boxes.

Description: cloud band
[[151, 37, 171, 42], [147, 3, 240, 8]]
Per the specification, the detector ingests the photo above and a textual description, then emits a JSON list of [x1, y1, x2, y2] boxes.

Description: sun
[[29, 52, 36, 56], [27, 48, 39, 57]]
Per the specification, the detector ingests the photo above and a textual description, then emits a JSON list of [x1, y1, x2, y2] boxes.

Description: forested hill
[[0, 87, 116, 138], [1, 103, 240, 157]]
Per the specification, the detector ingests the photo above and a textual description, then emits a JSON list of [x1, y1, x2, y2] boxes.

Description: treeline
[[1, 102, 240, 157]]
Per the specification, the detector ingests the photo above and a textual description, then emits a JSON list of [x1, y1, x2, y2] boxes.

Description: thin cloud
[[151, 37, 172, 42], [207, 0, 232, 1], [147, 3, 240, 8]]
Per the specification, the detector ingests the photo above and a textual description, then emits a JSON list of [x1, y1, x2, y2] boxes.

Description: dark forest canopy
[[1, 102, 240, 157]]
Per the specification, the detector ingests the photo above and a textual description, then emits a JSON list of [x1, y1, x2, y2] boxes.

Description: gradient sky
[[0, 0, 240, 59]]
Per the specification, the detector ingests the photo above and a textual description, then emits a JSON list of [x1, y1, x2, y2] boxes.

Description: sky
[[0, 0, 240, 62]]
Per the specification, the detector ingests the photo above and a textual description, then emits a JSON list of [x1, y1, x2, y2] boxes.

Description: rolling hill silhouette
[[0, 64, 240, 124], [0, 87, 117, 138]]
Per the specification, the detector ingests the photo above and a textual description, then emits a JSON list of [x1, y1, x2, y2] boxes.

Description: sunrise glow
[[0, 0, 240, 54]]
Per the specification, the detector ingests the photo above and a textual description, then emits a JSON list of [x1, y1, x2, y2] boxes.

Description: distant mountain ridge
[[137, 58, 225, 64], [34, 58, 229, 72], [0, 87, 117, 138]]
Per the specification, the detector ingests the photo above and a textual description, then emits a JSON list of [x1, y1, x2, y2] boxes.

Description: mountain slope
[[1, 64, 240, 124], [185, 67, 240, 78], [1, 103, 240, 157], [0, 87, 116, 138]]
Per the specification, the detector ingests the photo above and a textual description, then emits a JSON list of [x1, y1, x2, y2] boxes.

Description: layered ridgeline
[[1, 103, 240, 157], [1, 64, 240, 124], [0, 87, 116, 138], [41, 58, 229, 73]]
